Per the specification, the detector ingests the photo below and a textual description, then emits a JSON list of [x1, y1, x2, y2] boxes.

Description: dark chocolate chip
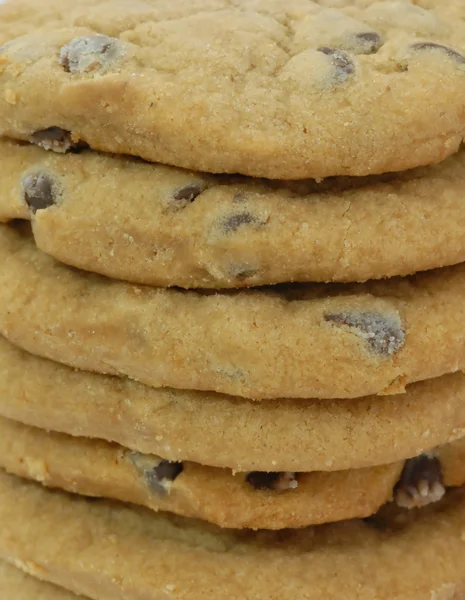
[[221, 212, 259, 234], [30, 127, 75, 153], [59, 35, 125, 74], [234, 268, 259, 281], [232, 192, 248, 204], [216, 366, 247, 381], [246, 472, 282, 490], [354, 32, 383, 55], [172, 184, 203, 203], [317, 47, 355, 83], [246, 471, 298, 492], [397, 454, 443, 491], [410, 42, 465, 65], [145, 460, 184, 495], [129, 452, 183, 495], [324, 310, 405, 356], [23, 173, 57, 213], [394, 453, 445, 509]]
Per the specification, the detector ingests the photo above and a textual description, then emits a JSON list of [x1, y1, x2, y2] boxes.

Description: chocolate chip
[[353, 32, 383, 55], [232, 192, 248, 204], [172, 184, 203, 203], [23, 173, 58, 213], [30, 127, 75, 153], [59, 35, 125, 74], [233, 267, 259, 281], [246, 472, 298, 492], [410, 42, 465, 65], [145, 460, 183, 495], [324, 311, 405, 356], [221, 212, 259, 234], [394, 453, 445, 509], [246, 472, 280, 490], [129, 452, 183, 495], [317, 47, 355, 83], [216, 366, 247, 381]]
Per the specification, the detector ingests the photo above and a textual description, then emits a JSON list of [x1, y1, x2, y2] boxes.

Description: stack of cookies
[[1, 0, 465, 598]]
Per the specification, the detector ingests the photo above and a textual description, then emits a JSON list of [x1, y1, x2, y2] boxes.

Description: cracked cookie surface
[[2, 1, 465, 178], [2, 223, 465, 399], [0, 470, 465, 600], [1, 337, 465, 473], [1, 415, 464, 529], [4, 141, 465, 287]]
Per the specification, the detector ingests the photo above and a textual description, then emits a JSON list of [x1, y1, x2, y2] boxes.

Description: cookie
[[0, 560, 82, 600], [2, 1, 465, 179], [1, 336, 464, 474], [2, 414, 464, 529], [5, 142, 465, 288], [3, 223, 465, 400], [1, 470, 465, 600], [0, 415, 399, 529]]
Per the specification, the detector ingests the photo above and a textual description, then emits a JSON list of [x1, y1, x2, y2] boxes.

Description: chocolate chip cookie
[[1, 336, 464, 473], [4, 141, 465, 288], [1, 470, 464, 599], [1, 1, 465, 178], [2, 414, 464, 529], [2, 223, 465, 399]]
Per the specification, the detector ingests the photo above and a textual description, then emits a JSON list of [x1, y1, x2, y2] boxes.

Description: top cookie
[[1, 0, 465, 178]]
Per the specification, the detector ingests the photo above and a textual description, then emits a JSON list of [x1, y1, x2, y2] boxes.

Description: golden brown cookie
[[0, 415, 401, 529], [0, 560, 82, 600], [5, 141, 465, 287], [1, 415, 463, 529], [0, 470, 464, 599], [1, 1, 465, 179], [2, 223, 465, 399], [1, 336, 464, 473]]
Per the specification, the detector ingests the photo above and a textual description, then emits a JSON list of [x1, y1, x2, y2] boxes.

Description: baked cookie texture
[[3, 223, 465, 400], [4, 141, 465, 288], [1, 0, 465, 590], [0, 559, 83, 600], [1, 1, 465, 178], [0, 470, 464, 600], [1, 414, 463, 530], [1, 335, 464, 473]]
